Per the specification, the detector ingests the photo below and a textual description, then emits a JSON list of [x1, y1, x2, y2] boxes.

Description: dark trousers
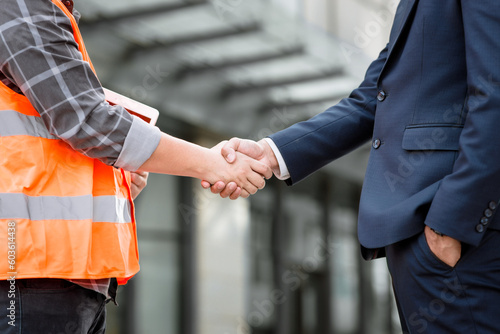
[[386, 229, 500, 333], [0, 279, 107, 334]]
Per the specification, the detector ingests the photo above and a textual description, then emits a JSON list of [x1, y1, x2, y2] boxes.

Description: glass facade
[[106, 173, 182, 334]]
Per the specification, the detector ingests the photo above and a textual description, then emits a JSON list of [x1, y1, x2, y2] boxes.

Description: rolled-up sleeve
[[115, 117, 161, 171]]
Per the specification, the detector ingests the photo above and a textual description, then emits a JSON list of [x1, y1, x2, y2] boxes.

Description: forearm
[[268, 47, 387, 184], [139, 133, 221, 181]]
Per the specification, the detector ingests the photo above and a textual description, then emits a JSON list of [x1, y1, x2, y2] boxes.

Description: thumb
[[221, 138, 241, 163]]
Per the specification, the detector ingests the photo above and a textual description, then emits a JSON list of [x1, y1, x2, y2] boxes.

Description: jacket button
[[372, 138, 381, 149], [476, 224, 485, 233], [481, 217, 490, 225], [484, 209, 493, 218], [489, 201, 497, 210], [377, 90, 387, 102]]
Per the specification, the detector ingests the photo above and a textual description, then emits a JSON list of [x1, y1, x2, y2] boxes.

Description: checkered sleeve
[[0, 0, 160, 169]]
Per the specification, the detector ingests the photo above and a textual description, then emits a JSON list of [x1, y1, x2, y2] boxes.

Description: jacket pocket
[[402, 124, 464, 151]]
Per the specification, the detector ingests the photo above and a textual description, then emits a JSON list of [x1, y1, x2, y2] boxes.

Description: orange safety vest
[[0, 0, 139, 285]]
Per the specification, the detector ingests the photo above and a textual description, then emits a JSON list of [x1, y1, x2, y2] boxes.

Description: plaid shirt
[[0, 0, 161, 170], [0, 0, 161, 296]]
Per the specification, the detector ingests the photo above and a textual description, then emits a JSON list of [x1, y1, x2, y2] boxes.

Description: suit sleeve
[[424, 1, 500, 246], [268, 45, 388, 185]]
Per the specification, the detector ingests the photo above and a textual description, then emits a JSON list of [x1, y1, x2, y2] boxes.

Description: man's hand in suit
[[201, 138, 279, 199], [424, 226, 461, 267]]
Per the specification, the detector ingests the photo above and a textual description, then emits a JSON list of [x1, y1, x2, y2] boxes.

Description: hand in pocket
[[424, 226, 461, 267]]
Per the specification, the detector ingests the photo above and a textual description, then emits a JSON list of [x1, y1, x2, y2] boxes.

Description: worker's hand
[[203, 149, 272, 198], [131, 171, 149, 199], [424, 225, 461, 267], [202, 141, 243, 199], [198, 140, 273, 199], [201, 138, 278, 199], [220, 138, 279, 170]]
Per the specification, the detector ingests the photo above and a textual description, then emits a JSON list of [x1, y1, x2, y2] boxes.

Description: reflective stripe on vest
[[0, 193, 132, 223], [0, 0, 139, 284], [0, 109, 58, 139]]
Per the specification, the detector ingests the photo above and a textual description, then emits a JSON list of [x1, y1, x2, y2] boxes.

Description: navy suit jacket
[[269, 0, 500, 258]]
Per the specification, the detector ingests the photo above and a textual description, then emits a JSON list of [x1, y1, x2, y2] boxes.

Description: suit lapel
[[379, 0, 419, 79], [389, 0, 419, 55]]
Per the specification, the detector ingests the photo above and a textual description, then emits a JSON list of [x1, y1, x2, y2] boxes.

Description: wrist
[[194, 148, 224, 182], [430, 227, 446, 237], [425, 226, 459, 245], [258, 139, 279, 173]]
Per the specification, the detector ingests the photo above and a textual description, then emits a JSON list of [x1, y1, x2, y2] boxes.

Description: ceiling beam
[[258, 93, 348, 112], [79, 0, 208, 26], [175, 45, 305, 79], [221, 67, 345, 97], [128, 22, 262, 53]]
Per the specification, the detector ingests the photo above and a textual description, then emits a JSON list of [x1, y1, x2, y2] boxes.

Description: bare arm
[[141, 133, 273, 196]]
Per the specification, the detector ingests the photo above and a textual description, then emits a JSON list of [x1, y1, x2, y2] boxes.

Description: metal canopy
[[77, 0, 370, 182]]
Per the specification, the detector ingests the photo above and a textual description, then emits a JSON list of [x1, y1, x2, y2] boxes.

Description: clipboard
[[103, 88, 159, 125]]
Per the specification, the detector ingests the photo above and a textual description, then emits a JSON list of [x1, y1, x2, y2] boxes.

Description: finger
[[248, 171, 266, 190], [250, 160, 273, 180], [237, 152, 273, 181], [201, 180, 211, 189], [131, 183, 143, 200], [235, 139, 264, 160], [234, 152, 270, 180], [229, 187, 242, 200], [130, 172, 139, 183], [131, 172, 147, 188], [219, 182, 238, 198], [242, 162, 267, 190], [242, 181, 259, 195], [131, 186, 139, 200], [240, 189, 250, 198], [210, 181, 226, 194]]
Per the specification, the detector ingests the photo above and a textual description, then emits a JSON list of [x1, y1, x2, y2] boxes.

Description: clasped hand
[[201, 138, 278, 199]]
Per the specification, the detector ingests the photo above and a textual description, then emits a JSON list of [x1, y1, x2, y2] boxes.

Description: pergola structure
[[78, 0, 369, 180], [76, 1, 395, 334]]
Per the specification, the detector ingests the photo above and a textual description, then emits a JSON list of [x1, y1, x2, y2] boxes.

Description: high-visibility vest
[[0, 0, 139, 285]]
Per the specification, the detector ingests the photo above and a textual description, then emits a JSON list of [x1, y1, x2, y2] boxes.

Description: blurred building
[[77, 0, 401, 333]]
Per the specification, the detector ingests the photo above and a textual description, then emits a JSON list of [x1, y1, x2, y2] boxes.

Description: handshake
[[200, 137, 280, 200]]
